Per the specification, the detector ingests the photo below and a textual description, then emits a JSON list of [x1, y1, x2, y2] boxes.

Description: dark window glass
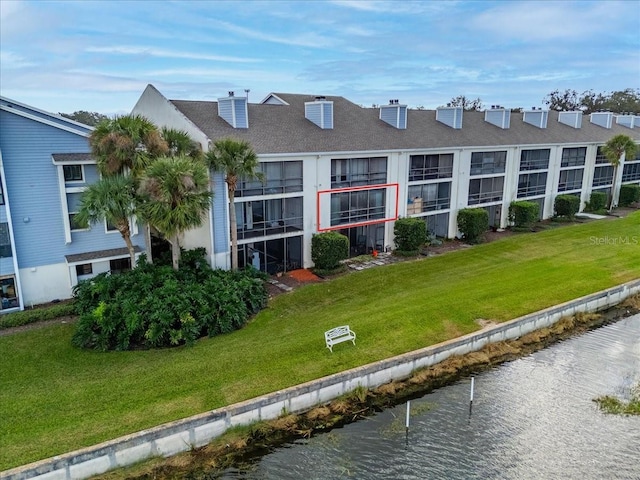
[[75, 263, 93, 276], [517, 172, 547, 198], [520, 149, 550, 171], [237, 161, 303, 197], [331, 157, 387, 188], [470, 151, 507, 175], [409, 154, 453, 181], [0, 223, 12, 258], [561, 147, 587, 167], [468, 177, 504, 205], [558, 169, 584, 191], [63, 165, 83, 182]]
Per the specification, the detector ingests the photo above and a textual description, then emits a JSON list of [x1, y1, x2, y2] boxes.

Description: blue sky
[[1, 0, 639, 116]]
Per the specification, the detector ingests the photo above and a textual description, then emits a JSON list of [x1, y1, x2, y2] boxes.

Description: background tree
[[544, 88, 640, 114], [206, 138, 264, 270], [446, 95, 483, 111], [60, 110, 109, 126], [601, 134, 638, 212], [74, 175, 138, 266], [137, 156, 212, 270]]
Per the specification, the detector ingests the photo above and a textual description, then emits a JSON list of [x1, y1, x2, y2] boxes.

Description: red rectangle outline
[[316, 183, 399, 232]]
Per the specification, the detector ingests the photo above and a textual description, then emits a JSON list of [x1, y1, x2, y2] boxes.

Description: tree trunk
[[118, 221, 137, 268], [228, 186, 238, 270], [608, 164, 619, 213], [144, 224, 153, 264], [170, 233, 180, 270]]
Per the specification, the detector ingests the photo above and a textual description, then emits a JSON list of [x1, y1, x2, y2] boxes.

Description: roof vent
[[558, 111, 582, 129], [523, 108, 548, 128], [484, 106, 510, 129], [436, 106, 463, 129], [380, 101, 407, 129], [305, 97, 333, 129], [218, 93, 248, 128], [616, 114, 637, 129], [590, 111, 613, 129]]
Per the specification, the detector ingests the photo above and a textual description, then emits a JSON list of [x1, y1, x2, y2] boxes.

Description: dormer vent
[[305, 97, 333, 129], [523, 108, 549, 128], [484, 107, 510, 129], [616, 114, 637, 129], [558, 111, 582, 129], [590, 112, 613, 129], [436, 106, 463, 129], [380, 101, 407, 129], [218, 93, 248, 128]]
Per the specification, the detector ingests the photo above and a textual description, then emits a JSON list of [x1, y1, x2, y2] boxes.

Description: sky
[[1, 0, 639, 116]]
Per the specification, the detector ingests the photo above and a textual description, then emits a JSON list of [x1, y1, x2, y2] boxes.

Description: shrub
[[72, 249, 267, 350], [457, 208, 488, 243], [311, 232, 349, 270], [0, 301, 76, 330], [508, 201, 539, 229], [585, 191, 607, 213], [554, 194, 580, 219], [619, 184, 640, 207], [393, 217, 427, 254]]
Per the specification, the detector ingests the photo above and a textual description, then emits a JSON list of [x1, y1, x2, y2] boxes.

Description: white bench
[[325, 325, 356, 352]]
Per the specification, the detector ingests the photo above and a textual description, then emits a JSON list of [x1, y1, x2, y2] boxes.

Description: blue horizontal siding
[[0, 110, 144, 269]]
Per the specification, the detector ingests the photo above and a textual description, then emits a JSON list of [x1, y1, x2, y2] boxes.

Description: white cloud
[[0, 50, 35, 68], [210, 19, 337, 48], [85, 46, 262, 63]]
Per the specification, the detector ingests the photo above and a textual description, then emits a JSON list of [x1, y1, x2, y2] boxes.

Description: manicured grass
[[1, 213, 639, 470]]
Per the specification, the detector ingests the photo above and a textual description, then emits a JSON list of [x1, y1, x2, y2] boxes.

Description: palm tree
[[90, 115, 168, 177], [162, 127, 203, 160], [206, 138, 264, 270], [601, 134, 638, 212], [75, 175, 138, 266], [137, 155, 212, 270]]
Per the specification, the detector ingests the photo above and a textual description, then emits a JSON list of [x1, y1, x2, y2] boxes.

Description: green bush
[[71, 249, 267, 350], [311, 232, 349, 270], [457, 208, 489, 243], [585, 191, 607, 213], [0, 302, 76, 330], [554, 194, 581, 219], [508, 201, 540, 229], [619, 184, 640, 207], [393, 217, 427, 253]]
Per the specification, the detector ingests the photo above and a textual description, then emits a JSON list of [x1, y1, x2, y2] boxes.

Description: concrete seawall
[[3, 279, 640, 480]]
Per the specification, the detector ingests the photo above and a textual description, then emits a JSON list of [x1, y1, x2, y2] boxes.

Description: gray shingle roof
[[65, 246, 141, 264], [52, 153, 93, 162], [170, 93, 640, 155]]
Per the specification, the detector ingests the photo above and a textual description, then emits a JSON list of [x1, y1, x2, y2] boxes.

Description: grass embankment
[[1, 213, 639, 470]]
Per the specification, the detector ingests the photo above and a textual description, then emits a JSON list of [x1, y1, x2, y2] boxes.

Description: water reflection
[[220, 315, 640, 479]]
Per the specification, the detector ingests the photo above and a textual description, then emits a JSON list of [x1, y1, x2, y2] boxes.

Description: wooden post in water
[[469, 377, 475, 416], [405, 400, 411, 441]]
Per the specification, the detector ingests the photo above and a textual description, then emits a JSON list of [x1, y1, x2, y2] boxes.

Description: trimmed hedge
[[619, 184, 640, 207], [0, 302, 76, 330], [554, 194, 580, 219], [508, 201, 539, 229], [457, 208, 488, 243], [311, 231, 349, 270], [393, 217, 427, 253], [585, 191, 607, 213], [72, 250, 267, 350]]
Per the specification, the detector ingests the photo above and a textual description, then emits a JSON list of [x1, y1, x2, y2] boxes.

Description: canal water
[[219, 314, 640, 479]]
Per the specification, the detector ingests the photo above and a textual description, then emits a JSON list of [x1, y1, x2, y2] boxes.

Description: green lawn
[[1, 213, 639, 470]]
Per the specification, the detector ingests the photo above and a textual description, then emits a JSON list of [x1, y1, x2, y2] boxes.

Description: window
[[470, 151, 507, 175], [106, 219, 119, 232], [237, 161, 303, 197], [517, 172, 547, 198], [0, 174, 4, 204], [520, 149, 550, 171], [330, 188, 386, 226], [595, 146, 609, 164], [468, 177, 504, 205], [331, 157, 387, 188], [1, 276, 19, 310], [63, 165, 83, 182], [69, 213, 88, 231], [409, 154, 453, 181], [110, 257, 131, 274], [0, 223, 12, 258], [622, 163, 640, 182], [407, 182, 451, 213], [561, 147, 587, 167], [236, 197, 303, 239], [75, 263, 93, 276], [558, 169, 584, 191], [592, 166, 614, 187]]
